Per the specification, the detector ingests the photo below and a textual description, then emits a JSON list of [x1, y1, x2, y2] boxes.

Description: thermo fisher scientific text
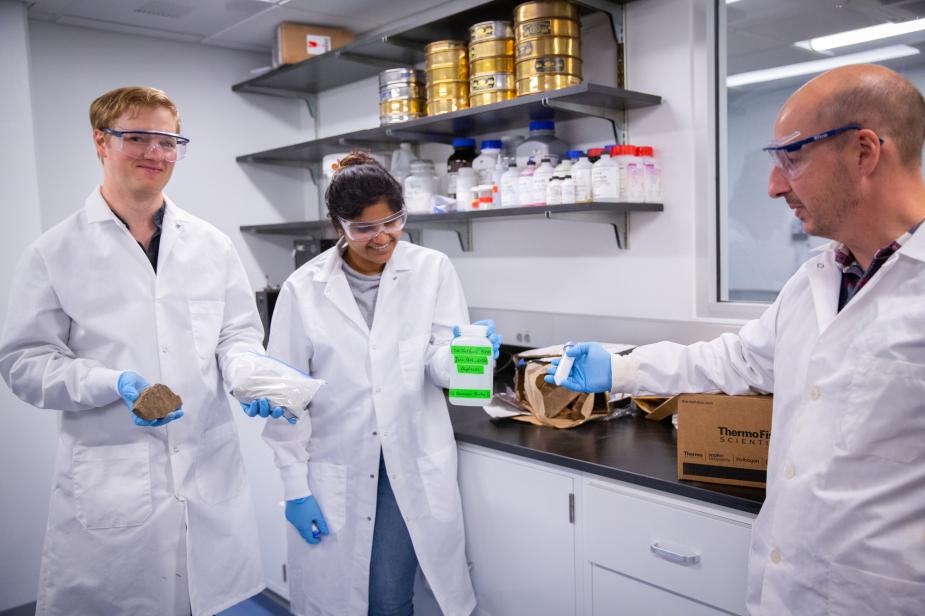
[[449, 324, 495, 406]]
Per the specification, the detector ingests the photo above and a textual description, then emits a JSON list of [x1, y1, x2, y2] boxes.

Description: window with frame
[[720, 0, 925, 303]]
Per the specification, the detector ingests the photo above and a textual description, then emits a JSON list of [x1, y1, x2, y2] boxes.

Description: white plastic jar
[[449, 324, 495, 406], [403, 160, 438, 214]]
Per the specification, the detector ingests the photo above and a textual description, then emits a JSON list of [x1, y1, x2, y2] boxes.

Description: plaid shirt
[[835, 219, 924, 311]]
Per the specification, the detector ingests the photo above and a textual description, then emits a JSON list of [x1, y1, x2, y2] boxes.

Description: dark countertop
[[447, 385, 765, 515]]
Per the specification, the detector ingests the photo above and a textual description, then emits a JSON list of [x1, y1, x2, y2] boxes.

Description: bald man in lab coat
[[553, 64, 925, 615]]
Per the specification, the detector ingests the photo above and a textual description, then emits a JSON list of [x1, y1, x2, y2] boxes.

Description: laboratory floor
[[218, 591, 292, 616]]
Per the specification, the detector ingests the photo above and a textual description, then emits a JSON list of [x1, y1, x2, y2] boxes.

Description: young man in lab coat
[[551, 64, 925, 615], [0, 87, 276, 615]]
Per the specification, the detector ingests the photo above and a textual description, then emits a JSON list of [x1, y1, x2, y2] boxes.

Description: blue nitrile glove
[[117, 371, 184, 427], [543, 342, 613, 393], [286, 496, 330, 545], [240, 398, 294, 423], [452, 319, 504, 360]]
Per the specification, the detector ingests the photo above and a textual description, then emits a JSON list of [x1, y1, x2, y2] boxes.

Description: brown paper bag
[[512, 353, 610, 429]]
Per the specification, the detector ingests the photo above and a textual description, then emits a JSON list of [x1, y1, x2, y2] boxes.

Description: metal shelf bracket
[[542, 98, 628, 144], [545, 209, 630, 249], [406, 220, 473, 251], [336, 50, 415, 70]]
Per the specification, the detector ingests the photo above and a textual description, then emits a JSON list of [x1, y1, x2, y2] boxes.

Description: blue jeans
[[369, 452, 418, 616]]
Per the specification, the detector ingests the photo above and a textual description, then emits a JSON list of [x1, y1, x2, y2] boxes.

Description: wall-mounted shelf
[[231, 0, 631, 97], [236, 83, 661, 172], [241, 201, 662, 251]]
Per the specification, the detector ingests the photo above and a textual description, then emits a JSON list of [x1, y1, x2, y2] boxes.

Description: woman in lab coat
[[263, 151, 497, 616]]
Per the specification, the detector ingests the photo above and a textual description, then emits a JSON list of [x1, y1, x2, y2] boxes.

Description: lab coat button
[[372, 431, 378, 436], [770, 548, 781, 564], [809, 387, 820, 401], [784, 465, 796, 479], [370, 474, 375, 479], [367, 516, 372, 521], [174, 494, 185, 502], [172, 446, 180, 454]]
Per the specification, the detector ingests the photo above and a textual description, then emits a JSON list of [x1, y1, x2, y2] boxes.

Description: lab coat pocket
[[308, 462, 347, 534], [195, 422, 246, 505], [398, 335, 428, 391], [416, 443, 461, 523], [189, 300, 225, 362], [843, 356, 925, 463], [828, 562, 925, 615], [72, 443, 152, 530]]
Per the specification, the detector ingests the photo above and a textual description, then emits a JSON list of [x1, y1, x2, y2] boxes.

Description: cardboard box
[[675, 394, 772, 488], [273, 22, 354, 67]]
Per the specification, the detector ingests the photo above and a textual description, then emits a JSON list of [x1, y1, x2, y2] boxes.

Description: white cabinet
[[457, 444, 755, 616], [458, 445, 579, 616]]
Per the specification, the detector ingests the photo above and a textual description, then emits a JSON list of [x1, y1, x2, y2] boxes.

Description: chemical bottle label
[[449, 389, 492, 399]]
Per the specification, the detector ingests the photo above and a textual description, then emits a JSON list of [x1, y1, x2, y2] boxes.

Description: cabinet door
[[458, 445, 577, 616], [590, 563, 730, 616]]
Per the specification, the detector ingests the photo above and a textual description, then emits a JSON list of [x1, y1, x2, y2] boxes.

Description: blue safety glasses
[[763, 124, 883, 179]]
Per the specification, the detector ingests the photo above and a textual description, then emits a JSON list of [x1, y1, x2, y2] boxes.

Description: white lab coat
[[262, 240, 476, 616], [611, 229, 925, 615], [0, 188, 266, 616]]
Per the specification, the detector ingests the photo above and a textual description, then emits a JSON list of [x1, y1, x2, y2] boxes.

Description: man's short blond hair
[[89, 86, 180, 133]]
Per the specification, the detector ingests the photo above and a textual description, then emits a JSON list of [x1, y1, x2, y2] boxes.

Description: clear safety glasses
[[762, 124, 882, 179], [338, 208, 407, 241], [102, 128, 190, 162]]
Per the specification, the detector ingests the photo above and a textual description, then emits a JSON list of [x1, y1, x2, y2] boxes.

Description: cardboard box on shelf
[[273, 22, 354, 67], [638, 393, 773, 488]]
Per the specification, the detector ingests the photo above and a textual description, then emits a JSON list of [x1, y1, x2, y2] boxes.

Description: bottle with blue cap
[[446, 137, 477, 199], [515, 120, 569, 168]]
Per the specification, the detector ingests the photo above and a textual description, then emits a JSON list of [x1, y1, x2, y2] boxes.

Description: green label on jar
[[451, 345, 492, 356], [453, 353, 489, 365], [450, 389, 492, 399], [456, 364, 485, 375]]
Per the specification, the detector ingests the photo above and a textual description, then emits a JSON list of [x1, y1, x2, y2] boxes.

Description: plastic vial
[[449, 324, 495, 406], [532, 157, 555, 205], [473, 140, 503, 185], [547, 175, 563, 205], [456, 167, 477, 211], [591, 149, 619, 201], [572, 152, 592, 203], [500, 161, 520, 207], [561, 173, 576, 204], [446, 138, 477, 198], [553, 341, 576, 386], [518, 159, 537, 205], [515, 120, 569, 168], [638, 146, 662, 203]]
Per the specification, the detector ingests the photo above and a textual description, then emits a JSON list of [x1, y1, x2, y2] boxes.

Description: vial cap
[[480, 139, 503, 150], [452, 138, 476, 148], [457, 324, 489, 337]]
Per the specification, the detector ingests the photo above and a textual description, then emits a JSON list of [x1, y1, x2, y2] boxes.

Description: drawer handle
[[650, 542, 701, 566]]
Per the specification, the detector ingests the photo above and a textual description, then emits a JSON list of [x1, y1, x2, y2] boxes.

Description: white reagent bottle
[[449, 324, 495, 406]]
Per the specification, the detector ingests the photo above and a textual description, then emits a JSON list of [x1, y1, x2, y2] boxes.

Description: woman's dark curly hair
[[325, 150, 403, 232]]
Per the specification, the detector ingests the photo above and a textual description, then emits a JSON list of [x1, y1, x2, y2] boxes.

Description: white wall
[[0, 3, 56, 611]]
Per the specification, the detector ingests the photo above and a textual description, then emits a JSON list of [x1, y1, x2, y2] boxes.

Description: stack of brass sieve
[[468, 21, 515, 108], [379, 68, 426, 125], [514, 0, 582, 96], [425, 40, 468, 115]]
